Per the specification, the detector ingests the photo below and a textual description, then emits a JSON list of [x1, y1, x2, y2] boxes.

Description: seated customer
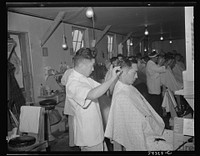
[[104, 59, 172, 151]]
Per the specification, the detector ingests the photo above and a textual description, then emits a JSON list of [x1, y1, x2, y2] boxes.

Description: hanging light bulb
[[86, 7, 94, 18], [62, 34, 68, 50], [169, 40, 172, 44], [62, 21, 68, 50], [130, 38, 133, 46], [144, 26, 149, 36], [86, 7, 96, 47], [160, 36, 163, 41], [144, 47, 147, 51]]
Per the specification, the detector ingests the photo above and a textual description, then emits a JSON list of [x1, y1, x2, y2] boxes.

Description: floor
[[49, 128, 80, 152], [49, 128, 114, 152]]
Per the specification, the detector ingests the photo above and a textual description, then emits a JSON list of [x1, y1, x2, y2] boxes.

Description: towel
[[162, 89, 178, 118], [19, 106, 41, 134]]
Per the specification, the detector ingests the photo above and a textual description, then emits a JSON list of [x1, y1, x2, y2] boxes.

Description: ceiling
[[7, 5, 186, 41]]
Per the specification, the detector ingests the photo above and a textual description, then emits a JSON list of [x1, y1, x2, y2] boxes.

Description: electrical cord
[[175, 136, 194, 151]]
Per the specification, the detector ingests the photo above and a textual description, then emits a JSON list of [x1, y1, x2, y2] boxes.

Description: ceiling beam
[[121, 32, 133, 44], [95, 25, 112, 47], [40, 11, 65, 47]]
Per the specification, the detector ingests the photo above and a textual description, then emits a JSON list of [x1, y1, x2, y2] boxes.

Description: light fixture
[[86, 7, 94, 18], [144, 47, 147, 52], [160, 36, 163, 41], [144, 26, 149, 36], [62, 35, 67, 49], [130, 38, 133, 46], [86, 7, 95, 47], [62, 20, 68, 50], [169, 40, 172, 44]]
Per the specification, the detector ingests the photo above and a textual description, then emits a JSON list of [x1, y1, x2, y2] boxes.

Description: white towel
[[162, 90, 178, 118], [19, 106, 41, 134]]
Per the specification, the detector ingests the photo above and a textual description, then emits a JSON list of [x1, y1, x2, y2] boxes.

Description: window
[[107, 35, 114, 59], [127, 39, 131, 57], [72, 27, 85, 53]]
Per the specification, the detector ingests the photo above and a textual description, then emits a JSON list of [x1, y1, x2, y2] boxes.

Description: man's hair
[[117, 54, 124, 58], [73, 48, 96, 66], [110, 57, 118, 64], [116, 58, 133, 69]]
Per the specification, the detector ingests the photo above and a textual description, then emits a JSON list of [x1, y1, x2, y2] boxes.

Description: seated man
[[104, 59, 173, 151]]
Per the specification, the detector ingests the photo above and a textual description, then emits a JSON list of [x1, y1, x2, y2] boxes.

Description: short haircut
[[73, 48, 96, 66], [110, 57, 118, 64], [117, 54, 124, 58], [116, 58, 133, 69]]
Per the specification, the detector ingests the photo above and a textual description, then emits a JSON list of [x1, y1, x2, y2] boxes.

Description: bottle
[[46, 85, 51, 96], [40, 84, 44, 96]]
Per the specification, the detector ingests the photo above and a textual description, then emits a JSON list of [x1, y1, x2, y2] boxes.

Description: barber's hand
[[111, 65, 122, 80]]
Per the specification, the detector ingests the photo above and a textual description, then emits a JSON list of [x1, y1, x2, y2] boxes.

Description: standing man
[[63, 48, 121, 151], [146, 50, 167, 117]]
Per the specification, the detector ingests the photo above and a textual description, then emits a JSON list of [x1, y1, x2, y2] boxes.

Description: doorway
[[8, 30, 34, 103]]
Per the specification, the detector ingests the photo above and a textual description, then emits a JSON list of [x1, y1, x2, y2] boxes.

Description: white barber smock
[[65, 69, 104, 147], [105, 81, 167, 151], [146, 60, 166, 94], [61, 68, 74, 116]]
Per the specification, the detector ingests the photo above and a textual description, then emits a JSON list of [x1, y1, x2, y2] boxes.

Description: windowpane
[[107, 35, 113, 53], [72, 27, 85, 53], [78, 32, 83, 41], [127, 39, 131, 56]]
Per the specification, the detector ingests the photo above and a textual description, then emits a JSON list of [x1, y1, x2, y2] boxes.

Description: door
[[8, 31, 34, 103]]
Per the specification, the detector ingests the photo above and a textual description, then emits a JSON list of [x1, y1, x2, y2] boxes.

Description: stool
[[39, 99, 57, 142]]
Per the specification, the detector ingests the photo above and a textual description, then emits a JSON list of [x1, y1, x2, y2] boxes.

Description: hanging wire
[[92, 15, 95, 40]]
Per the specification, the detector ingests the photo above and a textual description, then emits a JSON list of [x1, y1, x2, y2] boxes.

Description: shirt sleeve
[[67, 80, 92, 109]]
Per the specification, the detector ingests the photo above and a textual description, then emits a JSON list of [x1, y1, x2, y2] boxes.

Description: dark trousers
[[149, 93, 163, 117]]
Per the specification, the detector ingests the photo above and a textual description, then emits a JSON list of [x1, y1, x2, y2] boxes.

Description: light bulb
[[160, 36, 163, 40], [144, 48, 147, 51], [62, 35, 68, 50], [62, 43, 67, 49], [144, 29, 149, 35], [169, 40, 172, 43], [130, 42, 133, 46], [86, 7, 94, 18]]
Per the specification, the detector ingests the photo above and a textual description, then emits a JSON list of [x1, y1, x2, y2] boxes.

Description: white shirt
[[104, 81, 165, 151], [61, 68, 74, 116], [146, 60, 166, 94], [65, 69, 104, 147]]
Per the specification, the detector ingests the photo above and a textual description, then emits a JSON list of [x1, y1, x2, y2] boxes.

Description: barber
[[64, 48, 121, 151], [146, 50, 168, 117]]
